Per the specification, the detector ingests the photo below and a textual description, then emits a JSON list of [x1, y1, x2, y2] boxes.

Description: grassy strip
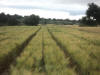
[[0, 26, 40, 59], [50, 26, 100, 46], [48, 27, 100, 75], [77, 27, 100, 34], [63, 29, 100, 61], [64, 27, 100, 46], [10, 27, 45, 75], [44, 27, 76, 75], [50, 26, 100, 60], [0, 26, 35, 42], [59, 27, 100, 59], [47, 27, 81, 75], [0, 27, 41, 75]]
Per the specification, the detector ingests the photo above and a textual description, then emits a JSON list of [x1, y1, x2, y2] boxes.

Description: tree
[[86, 3, 100, 24], [80, 3, 100, 26], [7, 15, 19, 25], [24, 14, 40, 26], [0, 13, 20, 26], [0, 13, 7, 25], [80, 16, 97, 26]]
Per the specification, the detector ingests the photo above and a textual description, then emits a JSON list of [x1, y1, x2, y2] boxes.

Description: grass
[[76, 27, 100, 33], [44, 27, 76, 75], [10, 28, 43, 75], [48, 26, 100, 75], [10, 26, 77, 75], [0, 26, 40, 59], [0, 25, 100, 75], [0, 26, 40, 74]]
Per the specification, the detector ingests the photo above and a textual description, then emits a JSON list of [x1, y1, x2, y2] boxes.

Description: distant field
[[64, 25, 100, 33], [76, 27, 100, 33], [0, 25, 100, 75]]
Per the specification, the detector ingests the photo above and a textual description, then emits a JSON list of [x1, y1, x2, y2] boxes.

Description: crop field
[[0, 25, 100, 75]]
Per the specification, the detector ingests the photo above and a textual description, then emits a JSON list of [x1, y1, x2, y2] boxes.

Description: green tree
[[0, 13, 7, 25], [24, 14, 40, 26], [7, 15, 19, 25], [80, 3, 100, 26], [86, 3, 100, 25], [80, 17, 97, 26]]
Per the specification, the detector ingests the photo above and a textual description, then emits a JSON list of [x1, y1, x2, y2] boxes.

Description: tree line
[[0, 12, 79, 26], [40, 18, 78, 25], [0, 3, 100, 26], [0, 13, 40, 26]]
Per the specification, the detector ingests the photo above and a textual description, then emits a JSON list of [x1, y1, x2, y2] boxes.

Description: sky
[[0, 0, 100, 20]]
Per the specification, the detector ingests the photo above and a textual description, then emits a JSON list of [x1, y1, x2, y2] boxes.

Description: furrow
[[0, 27, 41, 75], [47, 27, 86, 75]]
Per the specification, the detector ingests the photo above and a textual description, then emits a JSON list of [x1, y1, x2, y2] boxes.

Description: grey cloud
[[0, 4, 85, 15], [53, 0, 100, 5], [0, 0, 99, 16]]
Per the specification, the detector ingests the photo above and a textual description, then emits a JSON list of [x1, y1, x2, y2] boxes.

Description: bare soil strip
[[0, 27, 41, 75]]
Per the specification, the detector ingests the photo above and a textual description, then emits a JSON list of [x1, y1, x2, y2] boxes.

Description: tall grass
[[0, 25, 100, 75], [0, 26, 40, 74], [10, 28, 43, 75], [0, 26, 40, 59], [43, 27, 76, 75], [48, 26, 100, 75]]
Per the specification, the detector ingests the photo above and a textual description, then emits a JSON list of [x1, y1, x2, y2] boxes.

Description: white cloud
[[0, 0, 87, 11], [2, 0, 99, 19], [0, 7, 85, 20]]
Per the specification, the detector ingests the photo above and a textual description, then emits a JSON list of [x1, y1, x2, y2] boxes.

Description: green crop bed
[[0, 25, 100, 75]]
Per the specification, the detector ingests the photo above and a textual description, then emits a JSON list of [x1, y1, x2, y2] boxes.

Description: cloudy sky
[[0, 0, 100, 20]]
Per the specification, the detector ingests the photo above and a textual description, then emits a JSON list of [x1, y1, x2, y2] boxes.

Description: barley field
[[0, 25, 100, 75]]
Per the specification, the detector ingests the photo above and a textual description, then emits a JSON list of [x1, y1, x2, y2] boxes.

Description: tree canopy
[[0, 13, 40, 26], [80, 3, 100, 26], [24, 15, 40, 26]]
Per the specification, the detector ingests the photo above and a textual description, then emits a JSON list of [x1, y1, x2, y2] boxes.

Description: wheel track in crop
[[61, 29, 99, 59], [66, 32, 100, 59], [0, 27, 41, 75], [32, 30, 47, 75], [47, 27, 90, 75], [55, 27, 99, 59], [40, 31, 46, 73]]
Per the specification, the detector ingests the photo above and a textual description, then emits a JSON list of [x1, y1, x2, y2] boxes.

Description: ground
[[0, 25, 100, 75]]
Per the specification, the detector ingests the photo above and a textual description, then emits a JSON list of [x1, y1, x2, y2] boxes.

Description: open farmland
[[0, 25, 100, 75]]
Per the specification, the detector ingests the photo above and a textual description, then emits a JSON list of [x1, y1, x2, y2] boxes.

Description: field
[[0, 25, 100, 75]]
